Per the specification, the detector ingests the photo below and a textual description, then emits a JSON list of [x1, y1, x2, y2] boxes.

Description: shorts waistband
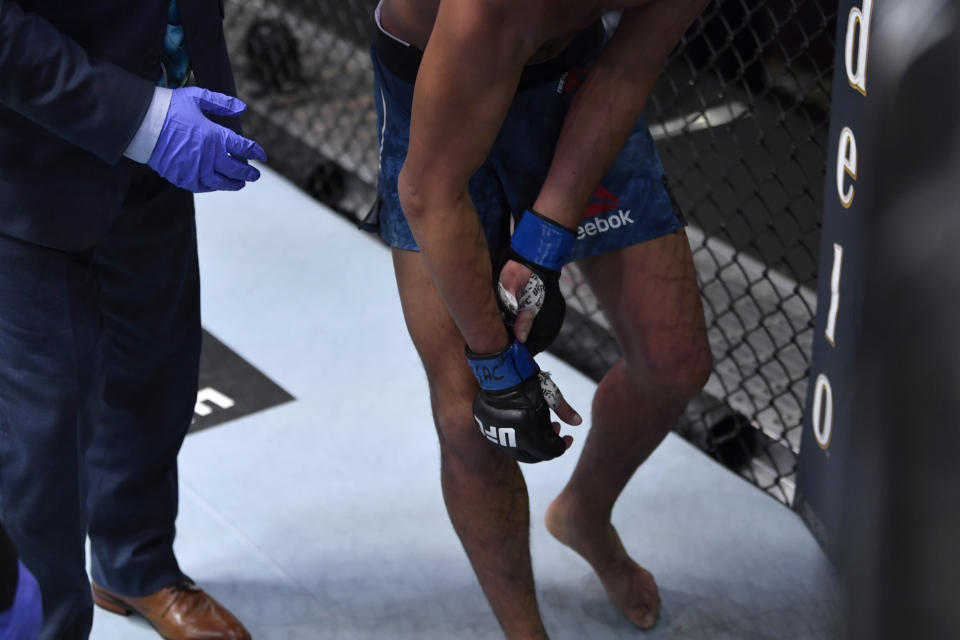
[[373, 19, 606, 91]]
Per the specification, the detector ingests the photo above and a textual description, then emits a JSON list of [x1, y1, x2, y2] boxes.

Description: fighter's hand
[[467, 339, 581, 464], [497, 258, 537, 344], [497, 210, 575, 355]]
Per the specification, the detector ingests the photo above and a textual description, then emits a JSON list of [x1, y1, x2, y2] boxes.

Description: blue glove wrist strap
[[510, 210, 575, 272], [466, 341, 538, 391]]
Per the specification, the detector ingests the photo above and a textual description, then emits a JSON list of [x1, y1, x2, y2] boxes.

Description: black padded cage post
[[839, 1, 960, 636]]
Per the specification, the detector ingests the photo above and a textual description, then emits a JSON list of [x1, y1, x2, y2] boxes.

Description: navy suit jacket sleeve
[[0, 0, 154, 164]]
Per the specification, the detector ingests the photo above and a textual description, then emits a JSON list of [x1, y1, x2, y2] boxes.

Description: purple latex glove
[[0, 561, 42, 640], [147, 87, 267, 193]]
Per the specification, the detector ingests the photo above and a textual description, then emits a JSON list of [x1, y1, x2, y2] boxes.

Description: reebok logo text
[[577, 210, 634, 240]]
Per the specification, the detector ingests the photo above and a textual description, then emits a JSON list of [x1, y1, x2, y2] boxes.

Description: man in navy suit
[[0, 1, 264, 638]]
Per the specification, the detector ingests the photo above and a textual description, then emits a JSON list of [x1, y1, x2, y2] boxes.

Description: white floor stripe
[[649, 102, 750, 140]]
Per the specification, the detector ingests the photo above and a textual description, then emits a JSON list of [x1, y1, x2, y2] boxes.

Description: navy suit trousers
[[0, 163, 200, 639]]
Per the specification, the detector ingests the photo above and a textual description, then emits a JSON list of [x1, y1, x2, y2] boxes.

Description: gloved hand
[[498, 209, 575, 355], [467, 339, 580, 463], [0, 561, 43, 640], [147, 87, 267, 193]]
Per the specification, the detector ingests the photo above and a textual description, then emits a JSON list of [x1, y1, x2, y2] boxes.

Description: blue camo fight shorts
[[367, 20, 685, 264]]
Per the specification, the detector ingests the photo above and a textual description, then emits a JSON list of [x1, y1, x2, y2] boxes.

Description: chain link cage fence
[[222, 0, 837, 506]]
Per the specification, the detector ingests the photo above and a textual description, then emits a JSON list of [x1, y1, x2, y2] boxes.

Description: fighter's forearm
[[533, 0, 709, 226], [399, 0, 537, 354], [400, 183, 509, 353]]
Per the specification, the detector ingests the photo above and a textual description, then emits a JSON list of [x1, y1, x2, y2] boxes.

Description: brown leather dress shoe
[[91, 579, 251, 640]]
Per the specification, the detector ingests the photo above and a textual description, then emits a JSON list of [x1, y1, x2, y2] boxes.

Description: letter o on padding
[[812, 373, 834, 450]]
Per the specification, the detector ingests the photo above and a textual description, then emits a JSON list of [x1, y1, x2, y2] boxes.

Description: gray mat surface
[[89, 166, 838, 639]]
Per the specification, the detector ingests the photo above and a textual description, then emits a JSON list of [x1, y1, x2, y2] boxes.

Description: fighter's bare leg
[[393, 248, 550, 640], [545, 229, 711, 628]]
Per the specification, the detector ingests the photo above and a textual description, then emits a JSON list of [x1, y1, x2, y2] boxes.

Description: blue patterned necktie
[[158, 0, 191, 87]]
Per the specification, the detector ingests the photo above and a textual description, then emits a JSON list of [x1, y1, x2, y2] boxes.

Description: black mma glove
[[498, 209, 575, 355], [466, 339, 567, 463]]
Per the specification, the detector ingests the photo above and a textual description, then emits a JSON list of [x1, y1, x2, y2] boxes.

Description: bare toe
[[614, 561, 660, 629]]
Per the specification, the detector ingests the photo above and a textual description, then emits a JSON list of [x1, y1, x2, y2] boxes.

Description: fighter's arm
[[397, 0, 542, 355], [532, 0, 710, 226], [500, 0, 709, 340]]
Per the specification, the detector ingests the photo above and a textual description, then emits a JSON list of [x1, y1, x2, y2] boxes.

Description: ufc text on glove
[[498, 209, 575, 355], [148, 87, 267, 193], [467, 340, 568, 463]]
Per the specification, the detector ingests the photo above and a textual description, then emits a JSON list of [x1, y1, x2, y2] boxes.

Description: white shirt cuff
[[123, 87, 174, 163]]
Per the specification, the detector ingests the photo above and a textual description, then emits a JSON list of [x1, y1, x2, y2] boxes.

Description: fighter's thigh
[[578, 229, 711, 389], [392, 248, 489, 458]]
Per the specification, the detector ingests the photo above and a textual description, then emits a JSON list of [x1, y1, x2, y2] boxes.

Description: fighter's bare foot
[[545, 495, 661, 629]]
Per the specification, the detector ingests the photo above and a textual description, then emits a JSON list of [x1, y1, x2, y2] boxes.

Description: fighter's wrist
[[510, 209, 575, 272], [465, 320, 511, 355], [466, 339, 538, 391], [531, 189, 585, 230]]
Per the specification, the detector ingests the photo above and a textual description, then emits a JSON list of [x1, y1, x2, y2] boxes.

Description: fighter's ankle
[[547, 493, 610, 530]]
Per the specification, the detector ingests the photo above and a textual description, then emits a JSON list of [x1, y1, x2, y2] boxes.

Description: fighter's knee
[[625, 329, 712, 401], [432, 397, 496, 468], [674, 345, 713, 399]]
